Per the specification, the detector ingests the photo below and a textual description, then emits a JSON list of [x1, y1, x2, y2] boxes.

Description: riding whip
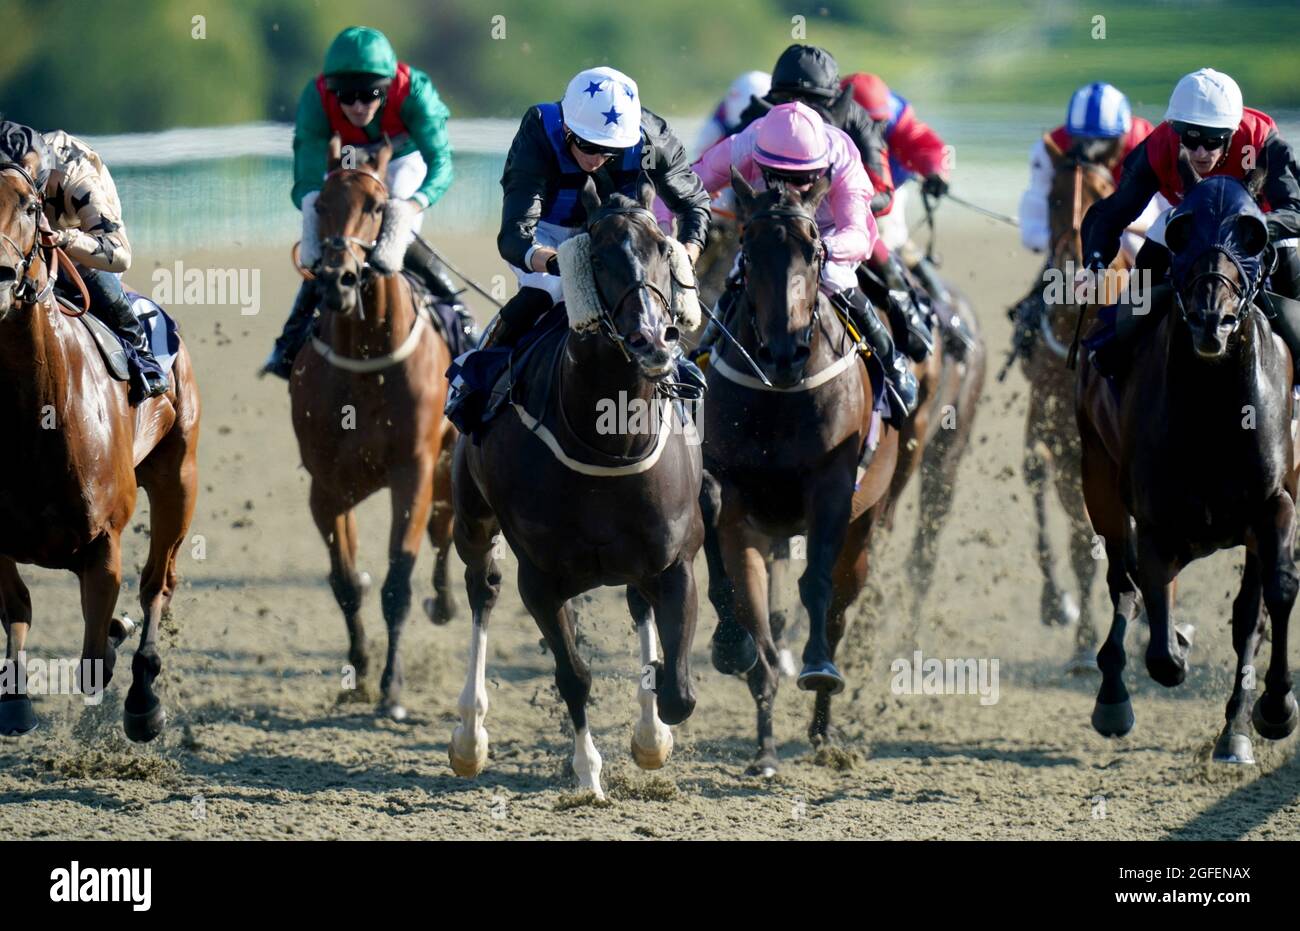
[[413, 233, 504, 309]]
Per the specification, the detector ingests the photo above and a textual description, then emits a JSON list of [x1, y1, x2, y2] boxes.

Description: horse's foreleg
[[1215, 551, 1265, 762], [718, 489, 780, 776], [518, 560, 601, 797], [77, 534, 122, 714], [448, 444, 500, 778], [1060, 474, 1102, 674], [309, 484, 368, 683], [424, 429, 458, 626], [1025, 429, 1075, 630], [768, 539, 800, 678], [701, 471, 755, 675], [1135, 526, 1190, 688], [0, 556, 36, 736], [626, 586, 673, 770], [378, 461, 436, 721], [796, 468, 854, 696], [1253, 492, 1300, 740]]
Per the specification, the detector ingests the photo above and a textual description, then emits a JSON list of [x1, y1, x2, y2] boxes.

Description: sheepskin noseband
[[557, 233, 701, 334]]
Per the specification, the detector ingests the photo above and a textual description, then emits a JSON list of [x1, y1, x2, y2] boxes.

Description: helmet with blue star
[[560, 67, 642, 150]]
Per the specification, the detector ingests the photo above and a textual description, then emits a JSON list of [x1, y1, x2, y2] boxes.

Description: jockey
[[1081, 69, 1300, 369], [482, 65, 710, 350], [0, 121, 168, 399], [688, 101, 918, 414], [1021, 82, 1158, 261], [262, 26, 469, 379], [695, 71, 772, 158], [733, 45, 932, 364]]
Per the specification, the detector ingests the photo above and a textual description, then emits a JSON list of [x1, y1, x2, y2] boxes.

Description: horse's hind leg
[[768, 538, 799, 677], [1026, 431, 1076, 630], [1252, 492, 1300, 740], [626, 586, 673, 770], [1215, 551, 1266, 762], [0, 557, 36, 736], [309, 484, 368, 684], [423, 427, 458, 626], [448, 442, 500, 778], [518, 560, 602, 797], [376, 461, 436, 721], [128, 425, 199, 742]]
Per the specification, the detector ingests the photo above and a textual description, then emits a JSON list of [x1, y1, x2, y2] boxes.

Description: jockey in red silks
[[682, 101, 919, 413]]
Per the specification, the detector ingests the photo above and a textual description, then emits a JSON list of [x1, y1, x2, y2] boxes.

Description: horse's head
[[0, 148, 46, 320], [732, 165, 830, 388], [312, 134, 392, 317], [1047, 146, 1115, 270], [577, 176, 681, 378], [1165, 176, 1269, 359]]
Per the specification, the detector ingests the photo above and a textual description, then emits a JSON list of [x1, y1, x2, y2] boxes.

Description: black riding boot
[[261, 279, 320, 380], [79, 268, 168, 398], [478, 286, 554, 350], [404, 236, 478, 344], [860, 255, 933, 363], [831, 286, 919, 415], [1261, 245, 1300, 382]]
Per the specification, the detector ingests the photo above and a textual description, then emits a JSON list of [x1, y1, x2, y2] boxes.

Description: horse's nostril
[[0, 267, 16, 286], [340, 271, 357, 288], [792, 345, 811, 363], [628, 333, 648, 349], [664, 325, 680, 343]]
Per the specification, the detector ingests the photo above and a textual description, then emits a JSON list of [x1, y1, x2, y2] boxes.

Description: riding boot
[[404, 235, 478, 344], [80, 268, 168, 398], [831, 286, 919, 416], [478, 286, 554, 351], [1260, 245, 1300, 383], [879, 252, 935, 363], [260, 279, 320, 380]]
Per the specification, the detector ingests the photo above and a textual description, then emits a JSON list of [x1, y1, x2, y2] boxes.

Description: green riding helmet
[[324, 26, 398, 92]]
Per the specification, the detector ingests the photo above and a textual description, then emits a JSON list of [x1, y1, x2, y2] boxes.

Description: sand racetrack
[[2, 216, 1298, 840]]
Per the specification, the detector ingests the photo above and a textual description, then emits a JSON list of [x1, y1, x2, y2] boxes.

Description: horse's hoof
[[1145, 652, 1187, 688], [448, 724, 489, 777], [797, 660, 845, 695], [1252, 691, 1299, 740], [423, 595, 457, 626], [1175, 623, 1195, 652], [745, 755, 779, 778], [382, 702, 408, 723], [777, 648, 798, 678], [630, 724, 673, 770], [710, 628, 758, 676], [1065, 649, 1100, 676], [1212, 733, 1256, 765], [1091, 699, 1134, 737], [0, 696, 37, 737], [122, 700, 166, 743]]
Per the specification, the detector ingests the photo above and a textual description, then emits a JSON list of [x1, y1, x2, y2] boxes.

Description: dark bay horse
[[448, 179, 703, 799], [1078, 176, 1299, 763], [290, 137, 455, 721], [0, 154, 200, 741], [1019, 144, 1132, 670], [704, 169, 900, 776]]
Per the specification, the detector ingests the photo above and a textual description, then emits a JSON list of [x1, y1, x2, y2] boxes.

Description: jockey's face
[[342, 97, 383, 127], [1174, 123, 1232, 175], [1185, 141, 1226, 175]]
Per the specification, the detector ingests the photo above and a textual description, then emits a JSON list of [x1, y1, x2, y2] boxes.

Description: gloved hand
[[921, 174, 949, 199]]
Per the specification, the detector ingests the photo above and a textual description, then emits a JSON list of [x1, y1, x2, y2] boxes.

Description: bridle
[[738, 202, 825, 353], [1175, 244, 1258, 334], [1050, 158, 1113, 270], [0, 162, 53, 306], [584, 203, 682, 365], [317, 166, 389, 268]]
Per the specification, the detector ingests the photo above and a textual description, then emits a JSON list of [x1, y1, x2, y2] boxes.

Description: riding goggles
[[566, 130, 623, 159], [1172, 121, 1233, 152], [761, 167, 826, 189], [337, 87, 386, 106]]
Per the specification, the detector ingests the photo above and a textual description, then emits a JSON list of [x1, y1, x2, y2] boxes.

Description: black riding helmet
[[770, 45, 841, 100], [0, 120, 51, 189], [324, 71, 394, 95]]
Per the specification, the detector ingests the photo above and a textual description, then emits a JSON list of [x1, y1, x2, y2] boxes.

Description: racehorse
[[0, 152, 201, 741], [1018, 143, 1129, 669], [290, 136, 456, 721], [704, 168, 900, 776], [448, 178, 703, 799], [1078, 176, 1299, 763]]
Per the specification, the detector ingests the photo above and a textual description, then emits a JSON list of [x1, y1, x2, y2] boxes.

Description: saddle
[[62, 292, 180, 391], [399, 270, 475, 358]]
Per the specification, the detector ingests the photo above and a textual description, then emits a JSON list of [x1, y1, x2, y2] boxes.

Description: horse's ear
[[1235, 214, 1269, 257], [731, 165, 756, 219], [1164, 212, 1194, 254], [1175, 148, 1201, 191], [373, 135, 393, 177], [637, 175, 656, 211], [327, 134, 343, 171], [580, 174, 602, 218], [804, 171, 832, 212]]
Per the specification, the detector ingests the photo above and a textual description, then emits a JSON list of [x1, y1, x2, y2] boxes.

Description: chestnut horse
[[290, 138, 455, 721], [704, 170, 899, 776], [1078, 176, 1299, 763], [0, 154, 200, 741], [1017, 146, 1129, 669], [448, 180, 702, 799]]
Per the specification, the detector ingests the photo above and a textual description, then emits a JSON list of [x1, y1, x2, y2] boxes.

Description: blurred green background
[[6, 0, 1299, 132]]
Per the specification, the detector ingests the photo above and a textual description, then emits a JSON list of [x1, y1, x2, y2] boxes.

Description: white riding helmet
[[1164, 68, 1243, 130], [560, 66, 643, 149], [723, 71, 772, 128]]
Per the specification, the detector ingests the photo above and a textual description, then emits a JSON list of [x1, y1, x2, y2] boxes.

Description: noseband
[[1176, 245, 1258, 333], [0, 162, 51, 305], [739, 203, 825, 352]]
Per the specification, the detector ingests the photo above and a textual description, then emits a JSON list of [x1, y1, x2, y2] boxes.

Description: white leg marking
[[631, 616, 674, 769], [449, 621, 489, 777], [573, 726, 604, 799]]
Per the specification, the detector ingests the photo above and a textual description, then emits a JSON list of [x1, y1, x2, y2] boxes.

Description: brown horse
[[1017, 144, 1130, 669], [1078, 176, 1299, 763], [0, 154, 200, 741], [448, 180, 702, 799], [704, 170, 900, 776], [290, 137, 455, 721]]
